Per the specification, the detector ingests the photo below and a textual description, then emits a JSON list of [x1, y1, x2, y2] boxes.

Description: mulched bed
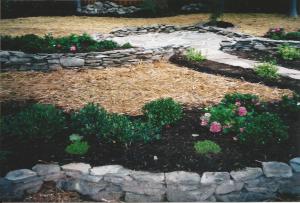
[[1, 101, 299, 177], [169, 54, 300, 93], [228, 50, 300, 71]]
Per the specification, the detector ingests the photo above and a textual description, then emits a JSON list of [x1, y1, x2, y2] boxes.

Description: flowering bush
[[264, 28, 285, 40], [200, 93, 289, 145]]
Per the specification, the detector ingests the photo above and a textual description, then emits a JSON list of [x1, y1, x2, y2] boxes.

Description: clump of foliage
[[278, 44, 300, 60], [72, 103, 160, 144], [238, 113, 288, 145], [200, 93, 290, 146], [141, 0, 158, 15], [185, 48, 206, 62], [264, 28, 300, 41], [194, 140, 221, 155], [143, 98, 183, 127], [254, 62, 279, 81], [1, 33, 131, 53], [285, 32, 300, 41], [65, 134, 90, 155], [71, 103, 111, 139], [1, 104, 66, 142], [279, 94, 300, 116]]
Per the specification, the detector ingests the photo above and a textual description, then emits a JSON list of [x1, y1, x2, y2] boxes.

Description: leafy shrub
[[194, 140, 221, 155], [285, 32, 300, 41], [278, 44, 300, 60], [254, 62, 279, 81], [71, 103, 110, 139], [121, 42, 133, 49], [1, 104, 66, 142], [1, 33, 129, 53], [279, 94, 300, 115], [65, 134, 90, 156], [238, 113, 288, 145], [222, 93, 260, 112], [185, 48, 206, 62], [264, 28, 285, 40], [141, 0, 158, 15], [143, 98, 183, 127]]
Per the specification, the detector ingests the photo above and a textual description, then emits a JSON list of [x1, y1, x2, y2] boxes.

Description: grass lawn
[[1, 13, 299, 37], [0, 62, 292, 115]]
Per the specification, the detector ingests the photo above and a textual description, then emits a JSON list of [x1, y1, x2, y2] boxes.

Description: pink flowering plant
[[264, 28, 285, 40]]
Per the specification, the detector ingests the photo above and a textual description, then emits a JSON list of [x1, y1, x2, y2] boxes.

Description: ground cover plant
[[254, 61, 279, 81], [1, 33, 132, 53], [278, 44, 300, 60], [185, 48, 206, 62], [1, 93, 299, 176], [264, 28, 300, 41]]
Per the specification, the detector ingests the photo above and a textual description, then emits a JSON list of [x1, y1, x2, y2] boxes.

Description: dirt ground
[[1, 13, 299, 37], [0, 62, 292, 115]]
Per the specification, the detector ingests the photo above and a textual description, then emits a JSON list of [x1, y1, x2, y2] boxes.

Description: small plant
[[254, 62, 279, 81], [1, 104, 66, 142], [194, 140, 221, 155], [143, 98, 183, 127], [65, 134, 90, 155], [238, 113, 288, 145], [185, 48, 206, 62], [264, 28, 285, 40], [222, 93, 260, 112], [278, 44, 300, 60], [279, 94, 300, 115], [121, 42, 133, 49], [285, 32, 300, 41]]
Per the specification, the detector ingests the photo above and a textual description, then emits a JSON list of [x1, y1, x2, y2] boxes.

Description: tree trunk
[[290, 0, 298, 17], [76, 0, 82, 12]]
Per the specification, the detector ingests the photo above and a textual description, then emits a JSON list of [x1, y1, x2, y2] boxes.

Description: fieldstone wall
[[220, 38, 300, 53], [80, 1, 140, 16], [0, 46, 186, 72], [1, 158, 299, 202]]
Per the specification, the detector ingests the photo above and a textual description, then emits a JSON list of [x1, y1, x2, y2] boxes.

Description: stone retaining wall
[[220, 38, 300, 53], [1, 158, 299, 202], [0, 46, 186, 71]]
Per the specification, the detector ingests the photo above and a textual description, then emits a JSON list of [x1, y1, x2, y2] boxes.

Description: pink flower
[[200, 119, 208, 126], [239, 128, 244, 133], [238, 107, 247, 116], [70, 45, 77, 53], [210, 122, 222, 133], [235, 101, 241, 107]]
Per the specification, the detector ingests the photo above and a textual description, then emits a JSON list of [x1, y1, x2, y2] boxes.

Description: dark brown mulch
[[228, 50, 300, 71], [169, 54, 300, 93], [1, 104, 299, 177]]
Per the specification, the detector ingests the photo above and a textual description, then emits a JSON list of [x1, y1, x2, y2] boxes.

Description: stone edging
[[0, 46, 187, 72], [1, 158, 299, 202]]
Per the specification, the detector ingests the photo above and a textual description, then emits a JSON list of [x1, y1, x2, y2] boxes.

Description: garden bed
[[170, 54, 300, 93], [1, 98, 299, 177]]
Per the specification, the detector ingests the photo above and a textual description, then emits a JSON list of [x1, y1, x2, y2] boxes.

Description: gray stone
[[32, 164, 60, 176], [166, 171, 201, 185], [125, 192, 163, 202], [90, 165, 125, 176], [262, 162, 293, 178], [0, 51, 10, 58], [244, 176, 280, 193], [5, 169, 37, 183], [278, 172, 300, 196], [90, 183, 123, 201], [201, 172, 230, 185], [216, 180, 244, 195], [230, 167, 263, 182], [290, 157, 300, 172], [9, 57, 31, 64], [49, 64, 62, 70], [61, 163, 91, 176], [216, 191, 277, 202], [60, 57, 84, 67], [0, 178, 23, 201]]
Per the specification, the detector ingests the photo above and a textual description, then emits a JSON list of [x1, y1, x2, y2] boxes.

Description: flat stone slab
[[201, 172, 230, 185], [165, 171, 201, 185], [230, 167, 263, 182], [90, 165, 124, 176], [216, 180, 244, 195], [32, 164, 61, 176], [60, 57, 84, 67], [5, 169, 37, 183], [262, 162, 293, 178], [289, 157, 300, 172], [61, 163, 91, 175]]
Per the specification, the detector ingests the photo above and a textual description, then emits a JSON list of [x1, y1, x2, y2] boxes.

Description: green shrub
[[222, 93, 260, 112], [194, 140, 221, 155], [143, 98, 183, 127], [254, 62, 279, 81], [238, 113, 288, 145], [278, 44, 300, 61], [264, 28, 285, 40], [71, 103, 111, 139], [185, 48, 206, 62], [121, 42, 133, 49], [285, 32, 300, 41], [0, 33, 127, 53], [65, 134, 90, 156], [1, 104, 66, 142], [279, 94, 300, 115]]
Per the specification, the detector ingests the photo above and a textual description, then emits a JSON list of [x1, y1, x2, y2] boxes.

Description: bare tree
[[290, 0, 298, 17]]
